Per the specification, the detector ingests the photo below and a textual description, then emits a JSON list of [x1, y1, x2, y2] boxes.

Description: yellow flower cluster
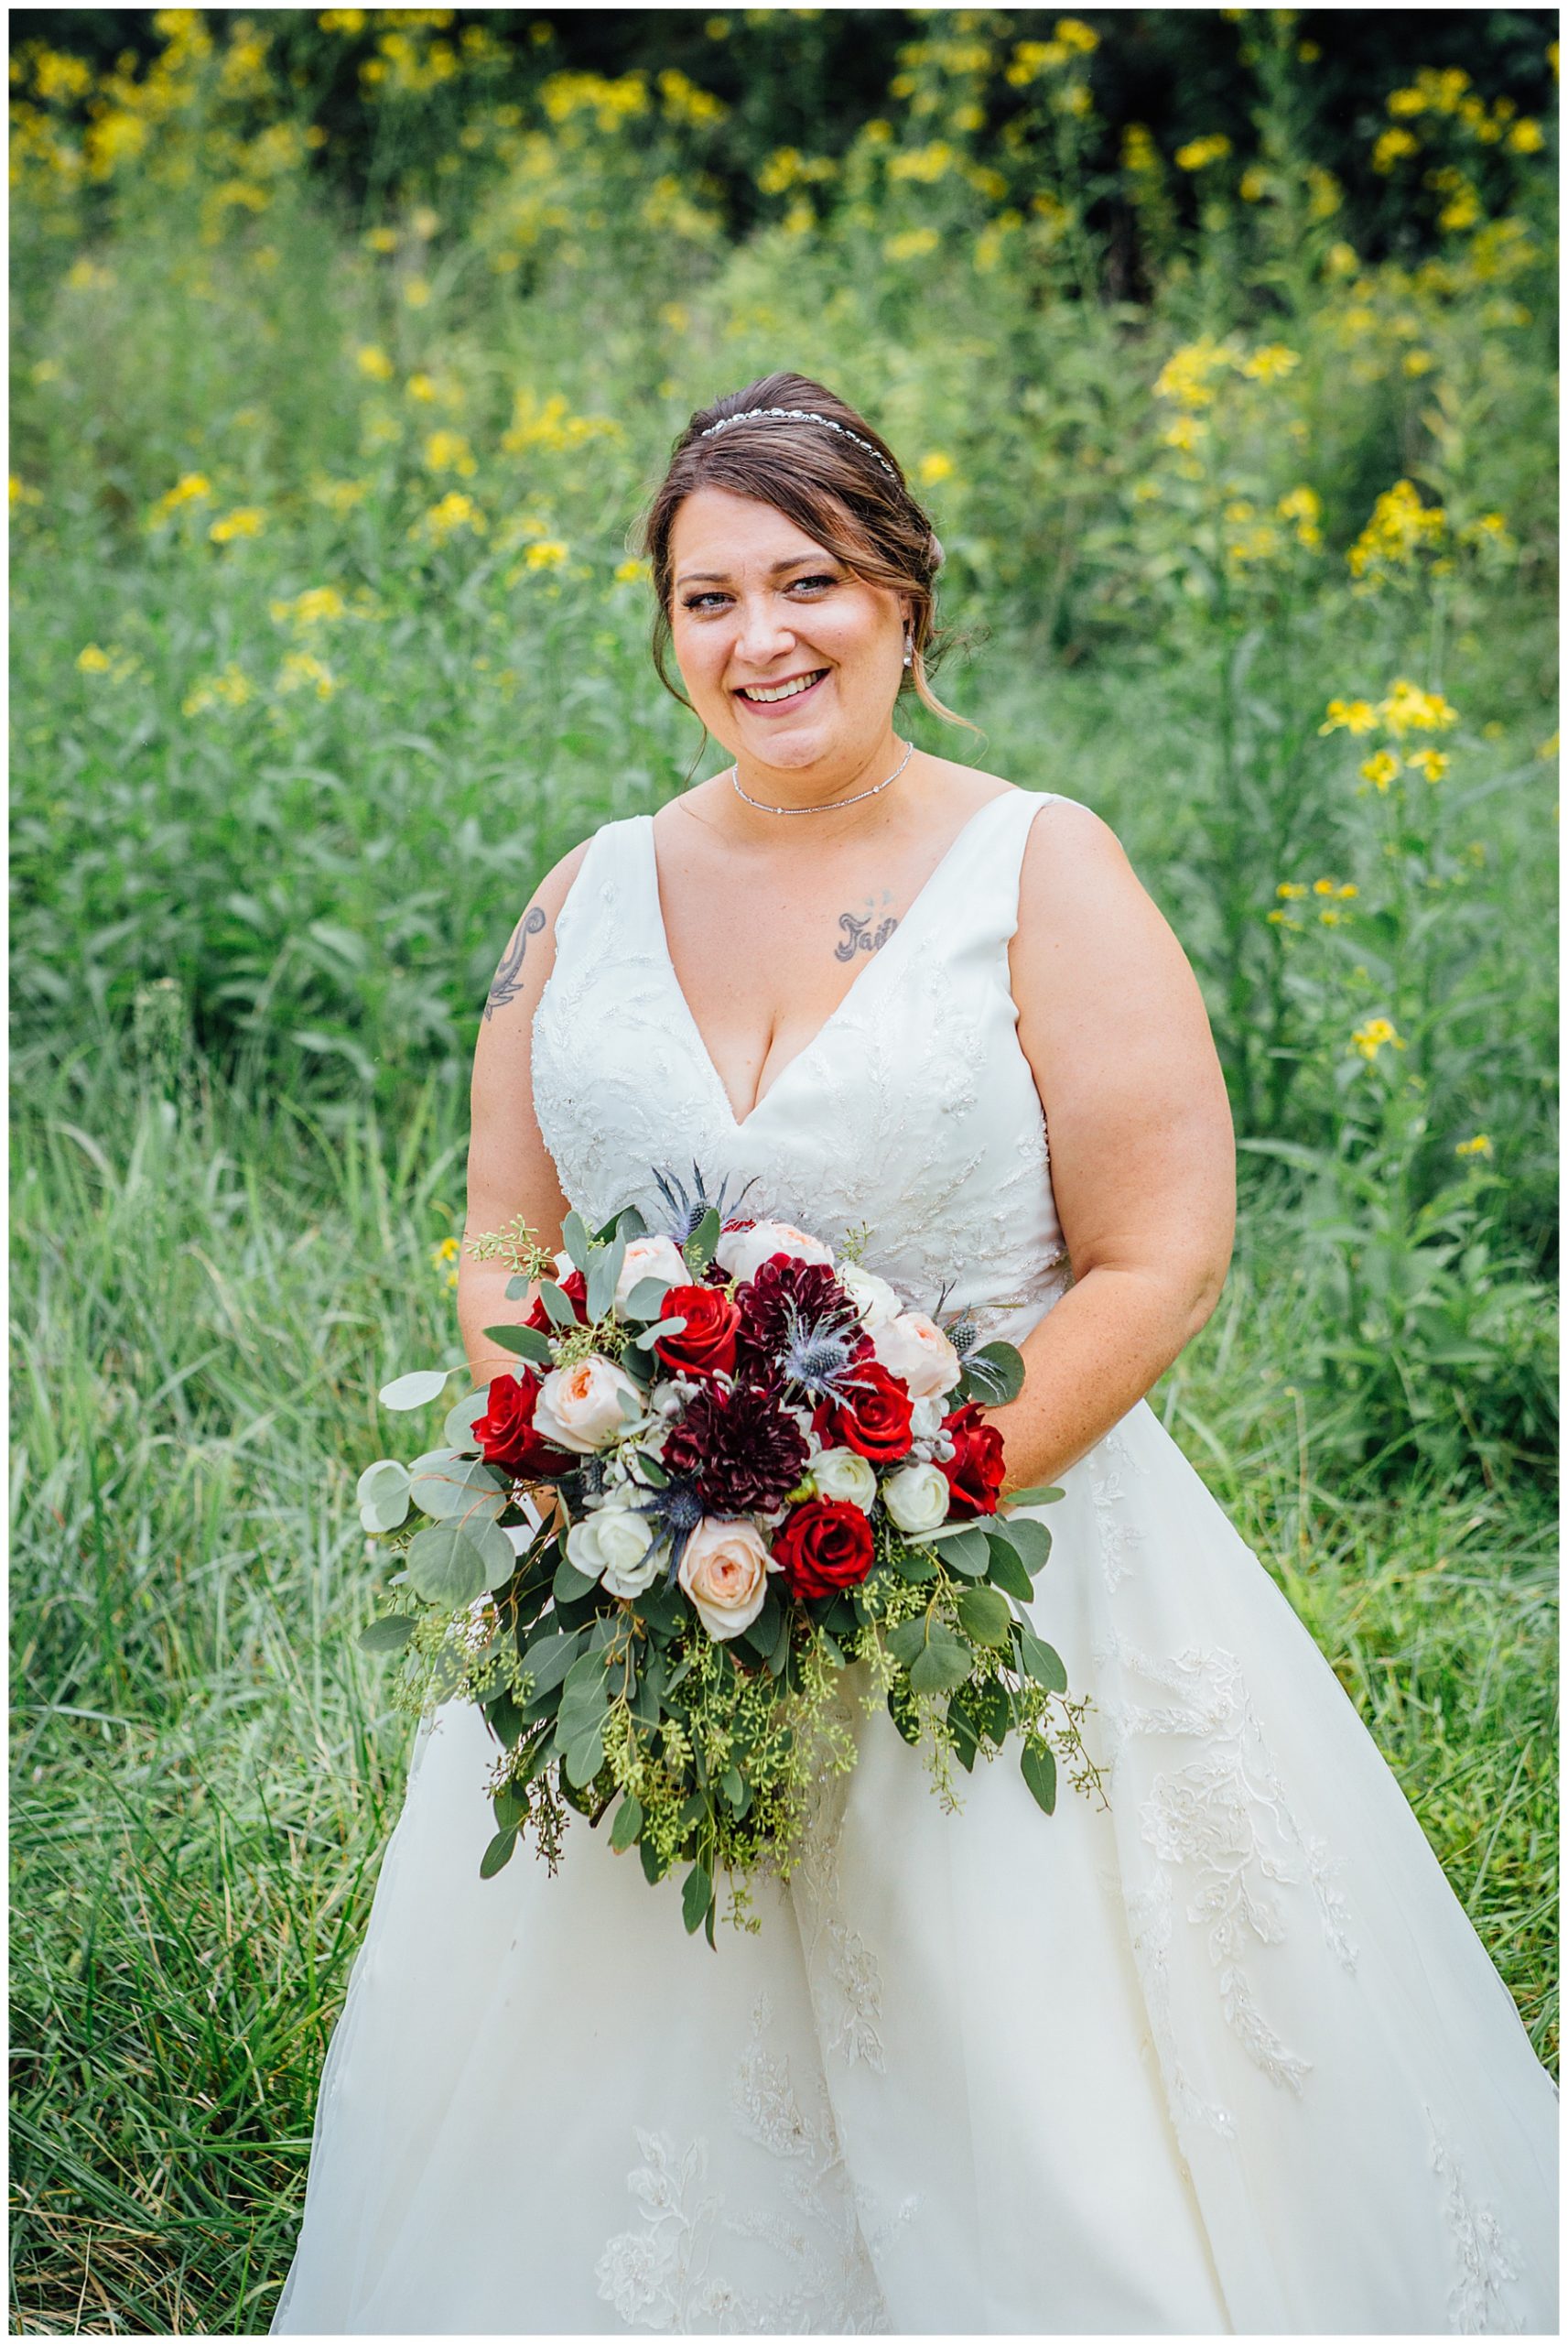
[[1372, 126, 1420, 174], [431, 1235, 461, 1289], [756, 146, 838, 195], [1174, 134, 1231, 172], [147, 471, 212, 526], [1277, 485, 1324, 548], [423, 428, 476, 477], [1351, 1018, 1404, 1062], [182, 662, 254, 716], [409, 492, 486, 544], [270, 585, 348, 628], [500, 389, 622, 456], [209, 505, 266, 544], [539, 69, 650, 132], [1347, 479, 1445, 584], [1122, 124, 1160, 175], [1454, 1134, 1494, 1158], [1153, 335, 1300, 409], [656, 68, 727, 127], [1379, 678, 1459, 735], [278, 650, 337, 700]]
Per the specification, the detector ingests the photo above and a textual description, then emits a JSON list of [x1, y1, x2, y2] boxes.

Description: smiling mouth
[[734, 668, 829, 706]]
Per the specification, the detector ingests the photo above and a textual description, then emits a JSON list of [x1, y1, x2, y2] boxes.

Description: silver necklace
[[728, 736, 915, 817]]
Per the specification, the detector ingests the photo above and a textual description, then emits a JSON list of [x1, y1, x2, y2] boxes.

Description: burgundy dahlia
[[660, 1379, 809, 1514], [733, 1257, 869, 1373]]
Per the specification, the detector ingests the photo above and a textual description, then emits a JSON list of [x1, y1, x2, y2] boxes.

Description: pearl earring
[[903, 629, 914, 667]]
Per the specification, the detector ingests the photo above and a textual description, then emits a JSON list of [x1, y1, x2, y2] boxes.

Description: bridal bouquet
[[357, 1168, 1091, 1943]]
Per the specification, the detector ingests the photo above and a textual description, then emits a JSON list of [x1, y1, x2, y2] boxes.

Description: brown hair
[[634, 370, 979, 767]]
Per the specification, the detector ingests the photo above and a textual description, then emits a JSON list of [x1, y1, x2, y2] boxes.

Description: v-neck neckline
[[642, 787, 1022, 1133]]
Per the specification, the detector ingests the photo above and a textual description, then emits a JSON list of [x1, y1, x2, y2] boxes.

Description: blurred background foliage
[[9, 9, 1559, 2331]]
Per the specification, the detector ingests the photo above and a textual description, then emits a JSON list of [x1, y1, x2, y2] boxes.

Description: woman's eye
[[682, 573, 837, 613]]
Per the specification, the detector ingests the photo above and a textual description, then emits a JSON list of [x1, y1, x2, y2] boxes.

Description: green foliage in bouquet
[[357, 1198, 1100, 1944]]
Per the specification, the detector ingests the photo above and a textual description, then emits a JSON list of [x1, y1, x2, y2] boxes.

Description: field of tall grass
[[10, 10, 1559, 2332]]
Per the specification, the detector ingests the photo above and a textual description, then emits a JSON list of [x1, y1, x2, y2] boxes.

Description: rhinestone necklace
[[728, 735, 915, 817]]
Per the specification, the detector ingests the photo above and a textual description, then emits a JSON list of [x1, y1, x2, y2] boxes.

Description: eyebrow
[[675, 555, 828, 587]]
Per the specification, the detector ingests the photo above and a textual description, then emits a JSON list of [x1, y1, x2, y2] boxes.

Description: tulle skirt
[[272, 1401, 1557, 2335]]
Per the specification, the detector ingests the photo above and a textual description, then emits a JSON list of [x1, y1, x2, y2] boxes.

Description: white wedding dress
[[273, 787, 1557, 2336]]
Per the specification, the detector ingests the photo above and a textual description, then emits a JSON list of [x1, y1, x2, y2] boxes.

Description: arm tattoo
[[485, 905, 546, 1019], [835, 904, 899, 961]]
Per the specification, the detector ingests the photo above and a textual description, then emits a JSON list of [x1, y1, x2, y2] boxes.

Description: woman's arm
[[458, 840, 591, 1388], [982, 799, 1237, 1492]]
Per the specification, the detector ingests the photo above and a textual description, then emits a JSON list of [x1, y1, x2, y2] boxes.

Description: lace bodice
[[530, 787, 1070, 1342]]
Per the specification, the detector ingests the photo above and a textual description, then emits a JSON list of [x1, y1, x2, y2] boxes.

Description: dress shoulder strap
[[552, 813, 649, 970]]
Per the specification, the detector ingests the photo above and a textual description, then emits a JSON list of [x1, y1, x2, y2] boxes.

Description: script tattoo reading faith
[[485, 905, 546, 1020], [836, 895, 899, 962]]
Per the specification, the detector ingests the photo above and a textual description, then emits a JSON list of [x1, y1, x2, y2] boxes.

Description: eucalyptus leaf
[[983, 1538, 1035, 1603], [443, 1391, 491, 1453], [379, 1366, 457, 1412], [481, 1321, 553, 1366], [356, 1458, 411, 1534], [518, 1631, 584, 1703], [480, 1829, 518, 1879], [559, 1210, 591, 1273], [564, 1722, 605, 1788], [682, 1862, 713, 1934], [406, 1521, 490, 1608], [1002, 1482, 1065, 1509], [553, 1554, 601, 1603], [1021, 1738, 1058, 1815], [586, 1229, 628, 1324], [633, 1315, 686, 1349], [957, 1340, 1025, 1406], [989, 1514, 1054, 1577], [409, 1453, 506, 1523], [610, 1794, 644, 1851], [623, 1275, 677, 1320], [358, 1612, 416, 1655], [892, 1542, 938, 1583], [909, 1624, 975, 1698], [1016, 1626, 1069, 1693], [538, 1279, 579, 1329], [956, 1582, 1012, 1647], [504, 1274, 532, 1301], [934, 1525, 991, 1578]]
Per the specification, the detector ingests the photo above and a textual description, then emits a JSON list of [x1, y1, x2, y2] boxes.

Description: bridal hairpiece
[[697, 406, 900, 479]]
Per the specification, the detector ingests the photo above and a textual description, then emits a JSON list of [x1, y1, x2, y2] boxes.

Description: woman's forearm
[[979, 1261, 1223, 1492]]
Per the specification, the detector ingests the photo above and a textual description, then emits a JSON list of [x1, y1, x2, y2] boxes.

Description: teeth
[[739, 670, 825, 704]]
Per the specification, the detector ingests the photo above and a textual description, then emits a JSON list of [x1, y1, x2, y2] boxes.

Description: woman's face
[[667, 487, 910, 774]]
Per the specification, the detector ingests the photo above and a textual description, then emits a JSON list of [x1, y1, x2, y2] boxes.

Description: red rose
[[472, 1371, 572, 1477], [822, 1360, 914, 1464], [771, 1498, 876, 1601], [653, 1282, 741, 1379], [524, 1265, 588, 1331], [937, 1400, 1007, 1517]]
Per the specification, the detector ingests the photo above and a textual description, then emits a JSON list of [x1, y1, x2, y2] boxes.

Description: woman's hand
[[994, 798, 1237, 1487]]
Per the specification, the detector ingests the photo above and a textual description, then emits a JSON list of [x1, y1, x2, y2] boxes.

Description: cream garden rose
[[881, 1460, 952, 1535], [871, 1309, 963, 1401], [714, 1218, 836, 1284], [567, 1499, 660, 1597], [534, 1355, 643, 1452], [612, 1233, 688, 1312], [676, 1515, 778, 1640], [838, 1261, 903, 1331]]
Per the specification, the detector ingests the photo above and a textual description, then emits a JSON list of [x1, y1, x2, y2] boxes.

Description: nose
[[731, 591, 798, 667]]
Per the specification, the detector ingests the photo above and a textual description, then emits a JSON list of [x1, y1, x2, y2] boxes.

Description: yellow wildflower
[[1275, 882, 1308, 900], [1319, 698, 1379, 737], [402, 276, 432, 309], [1239, 168, 1267, 202], [9, 473, 42, 508], [1372, 126, 1419, 173], [423, 428, 476, 476], [884, 227, 940, 262], [411, 492, 487, 543], [1055, 17, 1098, 52], [277, 650, 337, 700], [1536, 732, 1559, 760], [918, 451, 955, 484], [1379, 678, 1458, 736], [524, 539, 568, 569], [1507, 119, 1544, 154], [613, 558, 651, 583], [1277, 485, 1323, 548], [270, 585, 348, 628], [1455, 1134, 1493, 1158], [1240, 342, 1300, 384], [1406, 749, 1448, 784], [1351, 1017, 1404, 1061], [77, 644, 114, 673], [182, 663, 254, 716], [209, 506, 266, 543], [1360, 751, 1402, 791], [1153, 337, 1236, 408], [355, 343, 395, 380], [150, 472, 213, 524], [1174, 134, 1231, 171], [406, 372, 438, 403], [1347, 480, 1445, 582]]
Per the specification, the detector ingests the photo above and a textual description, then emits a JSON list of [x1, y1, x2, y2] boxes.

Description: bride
[[273, 372, 1557, 2335]]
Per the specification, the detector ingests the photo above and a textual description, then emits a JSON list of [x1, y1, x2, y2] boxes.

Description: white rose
[[714, 1218, 835, 1285], [838, 1261, 903, 1331], [881, 1460, 952, 1535], [568, 1500, 661, 1598], [871, 1309, 963, 1401], [535, 1354, 643, 1452], [613, 1233, 689, 1313], [677, 1515, 778, 1641], [810, 1446, 879, 1511]]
